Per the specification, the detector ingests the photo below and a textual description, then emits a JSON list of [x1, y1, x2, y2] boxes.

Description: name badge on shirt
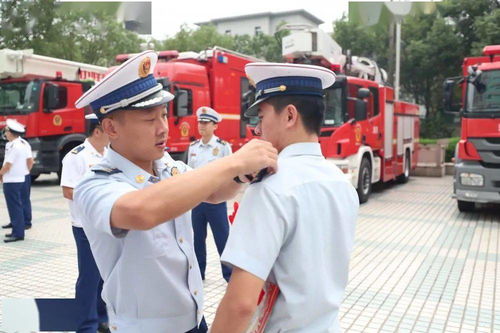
[[212, 147, 219, 156]]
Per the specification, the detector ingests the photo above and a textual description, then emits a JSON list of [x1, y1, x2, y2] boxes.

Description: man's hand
[[229, 139, 278, 177]]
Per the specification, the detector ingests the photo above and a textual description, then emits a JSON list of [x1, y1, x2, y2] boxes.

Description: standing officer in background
[[1, 119, 33, 242], [60, 114, 110, 333], [73, 51, 277, 332], [188, 106, 233, 282]]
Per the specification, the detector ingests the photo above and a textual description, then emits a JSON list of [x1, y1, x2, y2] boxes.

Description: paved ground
[[0, 175, 499, 332]]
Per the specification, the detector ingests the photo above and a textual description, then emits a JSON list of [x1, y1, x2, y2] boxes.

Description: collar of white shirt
[[106, 146, 167, 186], [83, 138, 106, 158], [200, 135, 218, 147], [279, 142, 323, 159]]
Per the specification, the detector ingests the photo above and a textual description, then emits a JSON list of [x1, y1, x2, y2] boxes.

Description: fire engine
[[444, 45, 500, 212], [116, 27, 421, 203], [114, 48, 261, 160], [0, 49, 107, 180], [282, 26, 423, 202]]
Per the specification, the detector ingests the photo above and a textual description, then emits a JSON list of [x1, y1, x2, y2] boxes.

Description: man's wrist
[[224, 155, 243, 177]]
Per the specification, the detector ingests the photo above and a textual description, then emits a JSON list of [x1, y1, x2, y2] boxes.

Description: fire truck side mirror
[[357, 88, 370, 99], [43, 83, 62, 112], [354, 88, 369, 121], [443, 77, 462, 113]]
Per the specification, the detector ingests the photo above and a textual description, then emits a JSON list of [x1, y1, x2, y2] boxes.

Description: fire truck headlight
[[460, 173, 484, 186]]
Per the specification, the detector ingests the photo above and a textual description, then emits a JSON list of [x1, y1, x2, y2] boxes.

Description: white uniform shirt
[[74, 147, 204, 332], [187, 135, 232, 169], [221, 143, 359, 333], [19, 138, 33, 176], [60, 139, 106, 228], [2, 137, 30, 183]]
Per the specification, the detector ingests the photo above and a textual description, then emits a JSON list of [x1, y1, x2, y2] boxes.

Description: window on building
[[254, 26, 262, 35], [225, 29, 231, 35]]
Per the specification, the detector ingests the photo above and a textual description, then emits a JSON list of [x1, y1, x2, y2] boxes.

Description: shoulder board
[[190, 139, 200, 146], [91, 167, 122, 175], [250, 168, 269, 185], [216, 138, 228, 145], [71, 145, 85, 154]]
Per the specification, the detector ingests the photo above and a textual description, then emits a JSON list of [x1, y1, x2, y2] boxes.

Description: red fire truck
[[114, 48, 260, 160], [282, 27, 423, 202], [444, 45, 500, 212], [117, 32, 421, 203], [0, 49, 107, 180]]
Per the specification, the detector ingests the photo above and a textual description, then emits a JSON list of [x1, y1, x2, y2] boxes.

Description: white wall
[[211, 13, 320, 36]]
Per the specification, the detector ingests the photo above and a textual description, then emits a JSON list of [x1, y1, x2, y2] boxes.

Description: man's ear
[[285, 104, 299, 128], [101, 118, 119, 139]]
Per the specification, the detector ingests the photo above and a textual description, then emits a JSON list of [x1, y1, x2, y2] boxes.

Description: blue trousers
[[3, 182, 25, 238], [23, 175, 32, 227], [192, 202, 232, 282], [72, 227, 107, 333]]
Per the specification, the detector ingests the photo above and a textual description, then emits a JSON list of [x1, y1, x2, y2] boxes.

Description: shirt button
[[194, 290, 198, 295], [179, 237, 184, 243], [189, 264, 193, 269]]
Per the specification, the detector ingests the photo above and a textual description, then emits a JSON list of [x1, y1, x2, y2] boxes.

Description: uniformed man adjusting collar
[[211, 63, 359, 333], [72, 51, 277, 332], [1, 119, 33, 243], [188, 106, 233, 283]]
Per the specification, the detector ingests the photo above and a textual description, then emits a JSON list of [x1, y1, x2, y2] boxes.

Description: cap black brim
[[244, 97, 270, 118]]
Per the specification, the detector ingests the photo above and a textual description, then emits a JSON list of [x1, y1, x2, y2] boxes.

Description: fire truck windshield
[[0, 81, 40, 115], [466, 69, 500, 113], [323, 85, 344, 126]]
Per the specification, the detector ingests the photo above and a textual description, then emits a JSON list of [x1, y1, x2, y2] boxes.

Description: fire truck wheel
[[357, 157, 372, 204], [457, 200, 475, 212], [397, 151, 410, 184]]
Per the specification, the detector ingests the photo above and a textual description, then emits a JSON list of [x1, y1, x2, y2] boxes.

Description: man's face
[[107, 105, 168, 162], [197, 121, 217, 137], [4, 129, 15, 142], [254, 102, 287, 150]]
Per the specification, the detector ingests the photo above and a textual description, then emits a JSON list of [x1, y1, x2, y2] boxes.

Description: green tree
[[160, 25, 235, 53], [0, 0, 143, 66], [471, 8, 500, 54], [438, 0, 499, 55]]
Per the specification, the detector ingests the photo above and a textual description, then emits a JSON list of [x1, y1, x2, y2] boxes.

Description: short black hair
[[265, 95, 325, 135], [88, 121, 102, 137]]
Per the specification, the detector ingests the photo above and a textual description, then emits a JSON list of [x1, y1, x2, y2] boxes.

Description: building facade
[[196, 10, 323, 36]]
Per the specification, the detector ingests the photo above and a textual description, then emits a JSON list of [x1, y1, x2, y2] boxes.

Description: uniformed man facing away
[[1, 119, 33, 243], [211, 63, 359, 333], [60, 114, 110, 333], [73, 51, 277, 333], [188, 106, 233, 282]]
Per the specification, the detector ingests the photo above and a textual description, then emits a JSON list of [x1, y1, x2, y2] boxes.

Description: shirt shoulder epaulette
[[216, 138, 228, 145], [190, 139, 200, 146], [91, 166, 122, 175], [71, 145, 85, 155]]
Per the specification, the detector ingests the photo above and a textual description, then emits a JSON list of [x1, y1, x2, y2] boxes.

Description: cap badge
[[139, 57, 151, 78], [135, 175, 146, 184]]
